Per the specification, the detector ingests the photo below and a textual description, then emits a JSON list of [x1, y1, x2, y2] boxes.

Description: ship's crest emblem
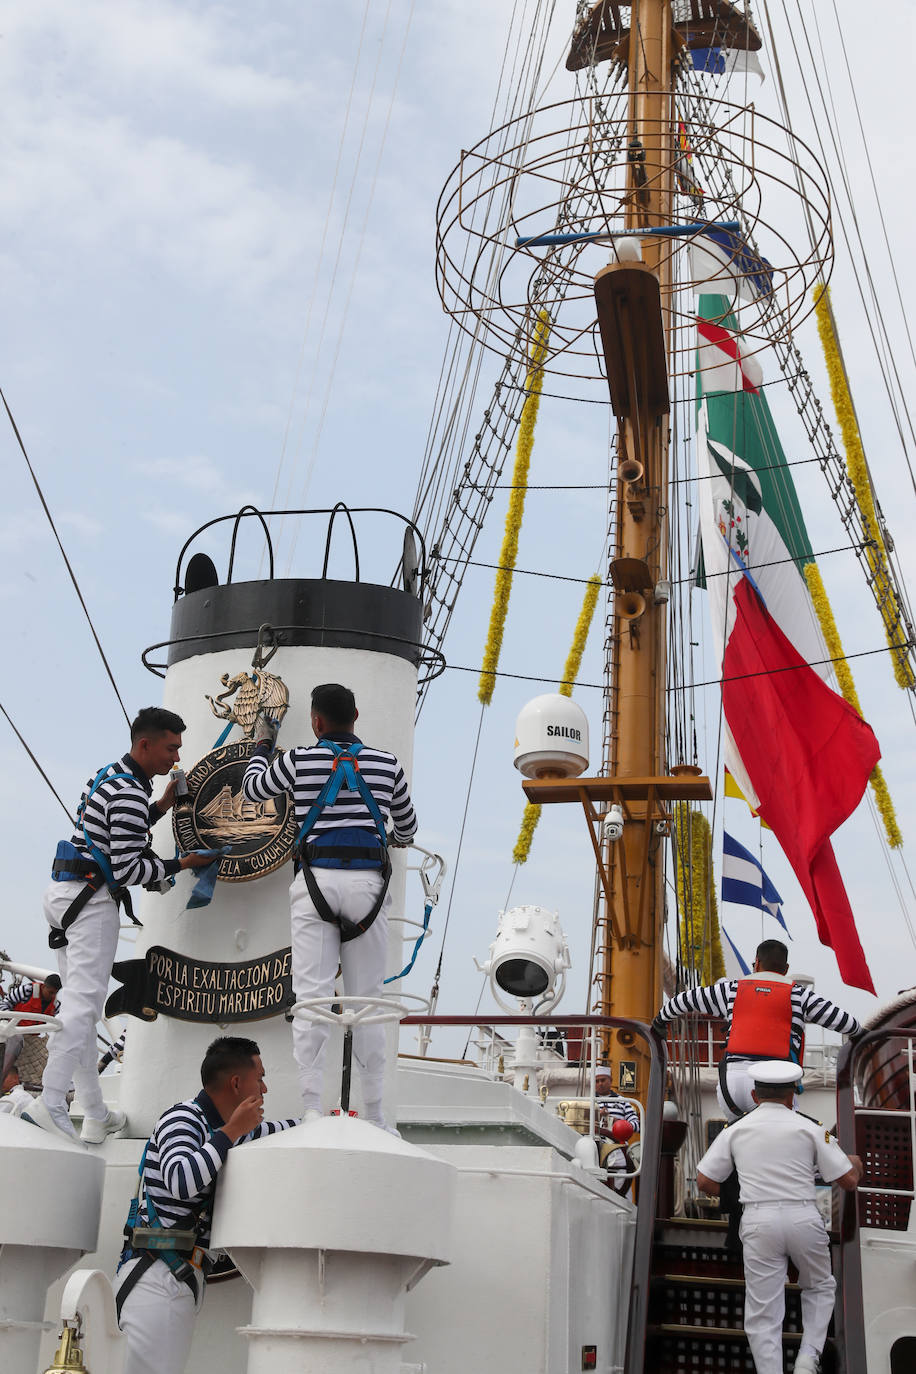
[[174, 640, 296, 882], [205, 668, 289, 739]]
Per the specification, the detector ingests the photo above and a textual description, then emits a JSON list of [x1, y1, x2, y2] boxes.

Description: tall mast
[[599, 0, 675, 1087]]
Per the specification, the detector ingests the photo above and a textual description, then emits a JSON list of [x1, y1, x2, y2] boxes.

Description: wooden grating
[[856, 1113, 913, 1231]]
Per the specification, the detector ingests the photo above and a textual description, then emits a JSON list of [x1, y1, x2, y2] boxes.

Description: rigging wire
[[0, 700, 74, 825], [0, 386, 130, 728], [427, 700, 488, 1003], [440, 637, 914, 694]]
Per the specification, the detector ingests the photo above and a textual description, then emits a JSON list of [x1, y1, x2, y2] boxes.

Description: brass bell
[[43, 1324, 89, 1374]]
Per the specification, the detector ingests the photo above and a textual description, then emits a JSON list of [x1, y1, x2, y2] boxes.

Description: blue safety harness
[[295, 740, 392, 943], [49, 765, 142, 948], [116, 1130, 214, 1319]]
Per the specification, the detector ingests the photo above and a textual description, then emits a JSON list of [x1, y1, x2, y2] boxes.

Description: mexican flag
[[696, 295, 878, 992]]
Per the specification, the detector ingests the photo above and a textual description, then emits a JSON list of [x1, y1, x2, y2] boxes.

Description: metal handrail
[[398, 1013, 666, 1374], [835, 1026, 916, 1374]]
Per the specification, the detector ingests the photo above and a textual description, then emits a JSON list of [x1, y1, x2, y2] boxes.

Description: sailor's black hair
[[130, 706, 187, 743], [311, 683, 357, 729], [200, 1036, 260, 1088], [755, 939, 789, 973]]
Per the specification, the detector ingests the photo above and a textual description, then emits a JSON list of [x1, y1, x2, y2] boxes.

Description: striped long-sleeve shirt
[[132, 1090, 297, 1247], [70, 754, 179, 888], [0, 978, 61, 1016], [242, 732, 417, 842], [596, 1094, 641, 1131], [657, 974, 860, 1061]]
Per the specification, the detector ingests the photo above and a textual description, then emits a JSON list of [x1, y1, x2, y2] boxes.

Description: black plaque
[[618, 1060, 637, 1092], [106, 946, 294, 1023], [173, 740, 298, 882]]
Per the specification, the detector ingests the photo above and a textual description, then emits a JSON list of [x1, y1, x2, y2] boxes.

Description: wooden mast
[[525, 0, 711, 1095], [599, 0, 675, 1091]]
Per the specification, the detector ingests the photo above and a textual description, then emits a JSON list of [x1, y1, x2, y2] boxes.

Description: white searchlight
[[476, 905, 571, 1014]]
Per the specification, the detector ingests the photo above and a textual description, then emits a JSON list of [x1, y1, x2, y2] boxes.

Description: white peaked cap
[[749, 1060, 804, 1087]]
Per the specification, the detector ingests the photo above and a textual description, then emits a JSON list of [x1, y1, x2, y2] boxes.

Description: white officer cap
[[750, 1060, 804, 1088]]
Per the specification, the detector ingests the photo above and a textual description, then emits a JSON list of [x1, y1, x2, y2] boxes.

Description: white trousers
[[290, 868, 390, 1113], [116, 1258, 201, 1374], [717, 1062, 758, 1121], [740, 1201, 835, 1374], [42, 881, 120, 1119], [718, 1061, 799, 1123]]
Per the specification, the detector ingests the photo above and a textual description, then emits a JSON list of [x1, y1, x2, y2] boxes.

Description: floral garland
[[478, 311, 551, 705], [803, 561, 902, 848], [512, 573, 602, 864], [673, 803, 725, 983], [813, 283, 915, 689]]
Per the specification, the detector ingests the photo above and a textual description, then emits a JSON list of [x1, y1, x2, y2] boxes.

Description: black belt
[[52, 856, 102, 879]]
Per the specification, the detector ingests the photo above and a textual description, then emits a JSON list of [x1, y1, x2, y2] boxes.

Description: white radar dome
[[514, 693, 589, 779]]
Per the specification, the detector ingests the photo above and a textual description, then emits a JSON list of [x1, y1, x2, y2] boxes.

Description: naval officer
[[116, 1036, 297, 1374], [26, 708, 215, 1145], [696, 1060, 862, 1374], [652, 939, 860, 1120], [242, 682, 417, 1130]]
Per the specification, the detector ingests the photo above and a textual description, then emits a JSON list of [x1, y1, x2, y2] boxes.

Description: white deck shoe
[[302, 1109, 323, 1125], [793, 1356, 820, 1373], [81, 1108, 127, 1143], [22, 1096, 83, 1145]]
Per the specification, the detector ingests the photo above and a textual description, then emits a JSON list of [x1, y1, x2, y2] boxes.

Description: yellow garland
[[513, 801, 542, 865], [803, 563, 903, 848], [813, 284, 915, 690], [674, 804, 726, 983], [512, 573, 603, 863], [478, 311, 551, 704], [558, 574, 602, 697]]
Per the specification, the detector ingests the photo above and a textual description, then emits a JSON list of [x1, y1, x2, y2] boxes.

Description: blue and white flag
[[687, 222, 774, 301], [721, 830, 791, 937], [722, 925, 752, 975], [690, 47, 765, 83]]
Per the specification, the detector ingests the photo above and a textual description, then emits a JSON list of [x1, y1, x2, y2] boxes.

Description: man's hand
[[180, 850, 222, 870], [651, 1015, 666, 1037], [156, 778, 179, 814], [254, 712, 281, 749], [221, 1095, 264, 1143]]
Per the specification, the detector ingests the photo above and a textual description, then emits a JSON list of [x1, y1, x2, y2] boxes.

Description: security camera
[[602, 803, 624, 843]]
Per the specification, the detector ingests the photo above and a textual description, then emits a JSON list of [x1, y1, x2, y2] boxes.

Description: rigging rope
[[0, 700, 74, 825], [0, 386, 130, 728]]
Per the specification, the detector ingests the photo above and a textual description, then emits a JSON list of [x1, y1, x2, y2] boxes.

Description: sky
[[1, 0, 915, 1048]]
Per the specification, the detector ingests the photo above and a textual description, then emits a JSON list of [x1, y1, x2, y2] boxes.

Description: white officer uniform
[[697, 1062, 852, 1374]]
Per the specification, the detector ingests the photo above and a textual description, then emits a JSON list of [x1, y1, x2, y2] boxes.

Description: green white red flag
[[696, 294, 877, 992]]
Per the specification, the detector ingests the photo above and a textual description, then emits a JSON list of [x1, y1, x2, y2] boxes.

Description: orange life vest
[[726, 975, 794, 1059], [10, 992, 57, 1028]]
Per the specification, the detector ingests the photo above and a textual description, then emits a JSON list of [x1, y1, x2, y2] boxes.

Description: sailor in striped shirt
[[653, 938, 860, 1119], [116, 1036, 297, 1374], [242, 682, 417, 1127], [29, 708, 215, 1147]]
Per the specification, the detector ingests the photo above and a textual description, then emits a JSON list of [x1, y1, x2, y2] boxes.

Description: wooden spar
[[589, 0, 676, 1093]]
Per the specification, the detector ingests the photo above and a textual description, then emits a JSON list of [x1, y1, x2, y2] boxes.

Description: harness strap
[[300, 850, 392, 943], [116, 1250, 158, 1323], [296, 741, 388, 850], [48, 878, 103, 950], [717, 1056, 747, 1120], [295, 740, 392, 942]]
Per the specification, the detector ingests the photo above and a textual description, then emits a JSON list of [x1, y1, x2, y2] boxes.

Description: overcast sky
[[1, 1, 915, 1043]]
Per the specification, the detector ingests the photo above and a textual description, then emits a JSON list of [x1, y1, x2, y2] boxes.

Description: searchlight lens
[[495, 958, 550, 997]]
